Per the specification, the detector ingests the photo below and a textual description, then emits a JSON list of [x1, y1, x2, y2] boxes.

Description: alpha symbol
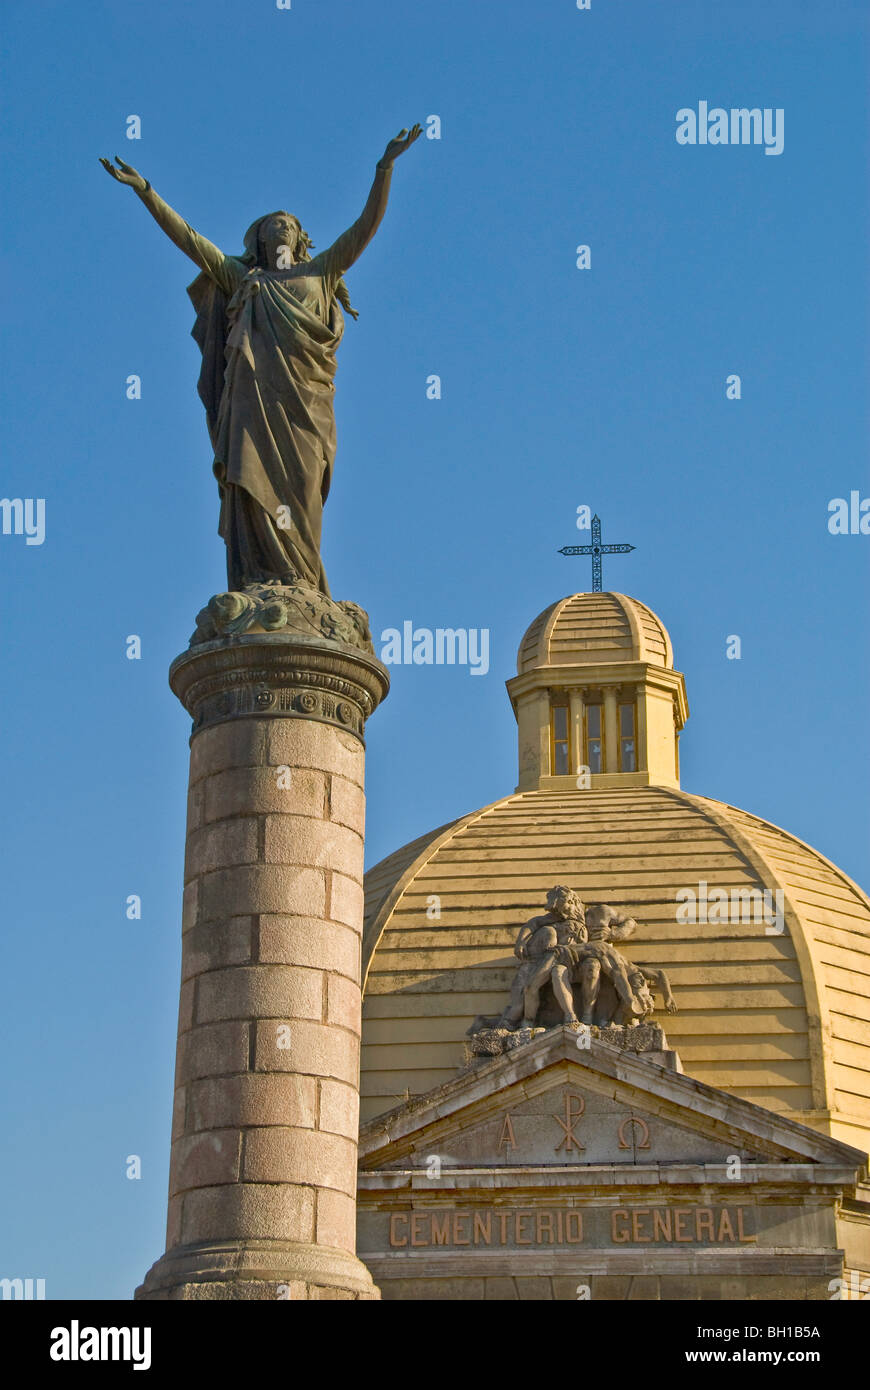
[[498, 1113, 517, 1152]]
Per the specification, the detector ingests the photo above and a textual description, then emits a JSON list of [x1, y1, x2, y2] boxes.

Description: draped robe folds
[[191, 256, 344, 595], [135, 169, 392, 596]]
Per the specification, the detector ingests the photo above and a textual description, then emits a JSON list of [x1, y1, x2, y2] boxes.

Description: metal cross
[[558, 514, 635, 592]]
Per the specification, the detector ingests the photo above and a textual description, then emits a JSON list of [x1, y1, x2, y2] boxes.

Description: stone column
[[136, 629, 389, 1301], [635, 682, 649, 773], [568, 687, 585, 777], [603, 685, 619, 774]]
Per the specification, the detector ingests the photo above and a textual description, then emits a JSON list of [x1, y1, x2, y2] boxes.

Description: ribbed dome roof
[[517, 593, 673, 674], [360, 786, 870, 1152]]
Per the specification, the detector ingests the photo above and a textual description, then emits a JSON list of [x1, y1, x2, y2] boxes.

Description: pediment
[[359, 1028, 867, 1176]]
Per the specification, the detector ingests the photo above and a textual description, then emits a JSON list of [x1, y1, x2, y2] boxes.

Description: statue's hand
[[99, 156, 147, 192], [381, 124, 422, 166]]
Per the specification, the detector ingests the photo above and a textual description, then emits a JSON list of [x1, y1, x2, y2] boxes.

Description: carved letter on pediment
[[553, 1092, 586, 1153], [618, 1116, 651, 1150]]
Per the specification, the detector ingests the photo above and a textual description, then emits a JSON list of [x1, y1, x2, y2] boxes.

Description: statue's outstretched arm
[[321, 125, 422, 277], [609, 912, 638, 941], [99, 157, 236, 293]]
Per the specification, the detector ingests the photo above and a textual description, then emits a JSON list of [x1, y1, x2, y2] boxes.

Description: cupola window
[[551, 701, 570, 774], [585, 703, 604, 774], [619, 701, 637, 772]]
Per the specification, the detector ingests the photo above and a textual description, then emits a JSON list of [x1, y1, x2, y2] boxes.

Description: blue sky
[[1, 0, 867, 1297]]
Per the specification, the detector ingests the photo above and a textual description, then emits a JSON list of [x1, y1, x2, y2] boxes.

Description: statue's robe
[[189, 243, 346, 595], [134, 176, 392, 595]]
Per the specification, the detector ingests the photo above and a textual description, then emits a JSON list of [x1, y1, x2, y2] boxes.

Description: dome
[[361, 591, 870, 1156], [517, 593, 674, 674], [360, 784, 870, 1153]]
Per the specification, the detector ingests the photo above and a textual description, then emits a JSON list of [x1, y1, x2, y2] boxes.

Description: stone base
[[466, 1020, 680, 1069], [135, 1240, 380, 1301], [593, 1022, 666, 1052], [466, 1024, 548, 1057]]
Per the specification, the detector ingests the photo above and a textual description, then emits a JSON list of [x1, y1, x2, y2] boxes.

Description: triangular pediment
[[359, 1028, 867, 1176]]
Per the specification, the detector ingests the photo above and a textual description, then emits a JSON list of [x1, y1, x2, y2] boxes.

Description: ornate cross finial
[[558, 514, 635, 591]]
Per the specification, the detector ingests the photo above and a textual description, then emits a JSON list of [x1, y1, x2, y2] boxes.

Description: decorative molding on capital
[[190, 580, 376, 656], [169, 629, 390, 743]]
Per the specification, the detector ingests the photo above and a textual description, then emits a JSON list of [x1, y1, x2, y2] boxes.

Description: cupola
[[506, 592, 689, 790]]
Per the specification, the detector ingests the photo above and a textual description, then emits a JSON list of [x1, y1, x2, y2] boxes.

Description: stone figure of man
[[573, 902, 646, 1026], [498, 886, 587, 1029]]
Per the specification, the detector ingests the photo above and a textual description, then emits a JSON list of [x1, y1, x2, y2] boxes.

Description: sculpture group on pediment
[[494, 886, 677, 1034]]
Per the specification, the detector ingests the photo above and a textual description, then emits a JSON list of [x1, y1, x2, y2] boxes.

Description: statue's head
[[243, 211, 310, 271], [239, 211, 359, 321], [547, 885, 584, 920]]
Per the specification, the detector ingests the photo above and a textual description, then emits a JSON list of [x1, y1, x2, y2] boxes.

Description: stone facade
[[357, 1030, 869, 1300]]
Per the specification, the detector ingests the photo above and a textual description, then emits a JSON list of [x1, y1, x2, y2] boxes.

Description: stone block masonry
[[136, 630, 388, 1300]]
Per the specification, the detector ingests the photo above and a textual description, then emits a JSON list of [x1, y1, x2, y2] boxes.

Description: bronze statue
[[100, 128, 422, 596]]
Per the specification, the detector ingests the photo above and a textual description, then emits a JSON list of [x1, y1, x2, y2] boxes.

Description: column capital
[[170, 632, 390, 745]]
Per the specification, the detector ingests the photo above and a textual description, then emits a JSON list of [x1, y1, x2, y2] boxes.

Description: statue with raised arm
[[100, 128, 421, 601]]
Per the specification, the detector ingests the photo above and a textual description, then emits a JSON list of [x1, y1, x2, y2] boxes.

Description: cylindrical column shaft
[[136, 632, 388, 1300], [172, 719, 364, 1254]]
